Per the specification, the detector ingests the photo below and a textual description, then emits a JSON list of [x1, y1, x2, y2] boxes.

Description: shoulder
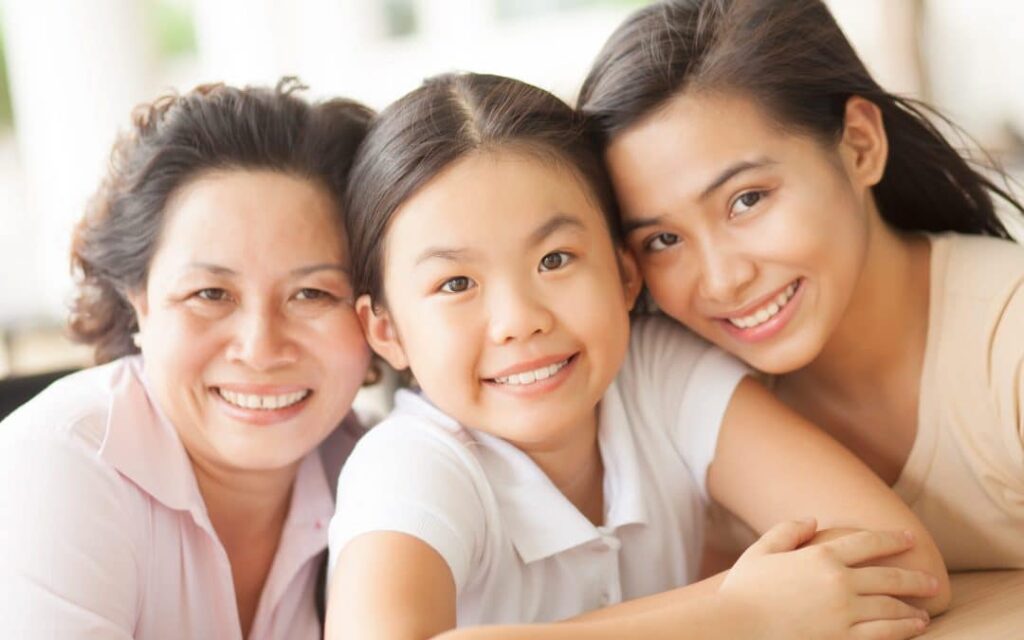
[[619, 314, 750, 402], [938, 233, 1024, 299], [329, 391, 492, 588], [930, 234, 1023, 434], [0, 358, 133, 452]]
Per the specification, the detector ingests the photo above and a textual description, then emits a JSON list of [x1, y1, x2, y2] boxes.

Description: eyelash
[[539, 251, 573, 272], [729, 189, 769, 217], [643, 232, 680, 253], [193, 288, 230, 302], [439, 276, 474, 294]]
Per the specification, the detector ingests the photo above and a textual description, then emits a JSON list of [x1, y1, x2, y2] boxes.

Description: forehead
[[154, 169, 346, 267], [604, 92, 796, 211], [385, 150, 607, 254]]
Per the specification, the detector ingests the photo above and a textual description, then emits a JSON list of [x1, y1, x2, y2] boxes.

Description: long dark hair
[[345, 72, 622, 307], [578, 0, 1024, 239], [70, 79, 374, 364]]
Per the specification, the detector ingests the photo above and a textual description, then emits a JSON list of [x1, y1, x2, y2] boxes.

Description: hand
[[719, 519, 939, 640]]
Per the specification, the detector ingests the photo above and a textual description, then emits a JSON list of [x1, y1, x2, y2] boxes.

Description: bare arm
[[708, 378, 951, 614]]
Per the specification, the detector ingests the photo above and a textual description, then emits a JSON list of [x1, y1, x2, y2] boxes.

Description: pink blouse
[[0, 356, 361, 639]]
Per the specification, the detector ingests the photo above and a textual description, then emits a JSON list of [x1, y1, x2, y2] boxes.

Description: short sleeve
[[327, 418, 487, 594], [0, 434, 138, 639], [624, 316, 750, 497]]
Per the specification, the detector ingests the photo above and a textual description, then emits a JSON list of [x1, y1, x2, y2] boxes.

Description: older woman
[[0, 80, 373, 639]]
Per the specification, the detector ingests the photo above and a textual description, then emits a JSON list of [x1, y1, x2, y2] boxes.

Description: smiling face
[[131, 170, 370, 473], [359, 150, 639, 451], [605, 92, 883, 374]]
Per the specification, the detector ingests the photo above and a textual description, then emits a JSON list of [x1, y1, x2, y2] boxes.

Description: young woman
[[325, 71, 947, 640], [579, 0, 1024, 571], [0, 80, 373, 638]]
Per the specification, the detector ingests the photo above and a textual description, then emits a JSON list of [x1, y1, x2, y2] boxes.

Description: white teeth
[[493, 359, 569, 386], [727, 281, 799, 330], [217, 388, 310, 410]]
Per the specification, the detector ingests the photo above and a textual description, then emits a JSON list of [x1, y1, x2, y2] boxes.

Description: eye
[[644, 232, 680, 253], [730, 190, 767, 217], [193, 288, 230, 302], [539, 251, 572, 272], [294, 288, 335, 302], [440, 276, 474, 294]]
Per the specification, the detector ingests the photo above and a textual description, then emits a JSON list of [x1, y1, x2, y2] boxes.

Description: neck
[[522, 408, 604, 525], [190, 454, 299, 546], [789, 210, 931, 400]]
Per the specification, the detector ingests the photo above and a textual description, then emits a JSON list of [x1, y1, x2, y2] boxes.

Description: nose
[[227, 304, 298, 371], [695, 241, 757, 305], [486, 280, 555, 345]]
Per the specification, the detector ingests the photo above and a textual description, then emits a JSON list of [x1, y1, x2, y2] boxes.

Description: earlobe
[[125, 289, 148, 332], [841, 96, 889, 188], [355, 294, 410, 371]]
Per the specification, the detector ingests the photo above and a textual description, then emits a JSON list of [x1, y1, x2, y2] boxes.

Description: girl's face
[[605, 92, 883, 374], [360, 151, 639, 450], [131, 170, 371, 473]]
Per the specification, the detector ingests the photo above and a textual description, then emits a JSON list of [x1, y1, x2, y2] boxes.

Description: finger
[[824, 529, 915, 566], [851, 595, 929, 625], [850, 566, 939, 598], [745, 519, 818, 556], [850, 617, 928, 640]]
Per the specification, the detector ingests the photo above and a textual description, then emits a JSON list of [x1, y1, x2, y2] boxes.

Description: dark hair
[[346, 72, 621, 307], [69, 78, 374, 364], [579, 0, 1024, 239]]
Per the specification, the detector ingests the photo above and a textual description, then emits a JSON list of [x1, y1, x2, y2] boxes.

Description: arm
[[0, 434, 137, 638], [708, 377, 951, 614]]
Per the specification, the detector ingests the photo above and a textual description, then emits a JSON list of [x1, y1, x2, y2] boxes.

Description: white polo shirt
[[328, 317, 749, 625]]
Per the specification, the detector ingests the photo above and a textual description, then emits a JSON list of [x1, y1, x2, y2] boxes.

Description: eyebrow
[[413, 214, 585, 266], [699, 157, 778, 200], [621, 157, 778, 236], [183, 262, 349, 277], [528, 213, 586, 245]]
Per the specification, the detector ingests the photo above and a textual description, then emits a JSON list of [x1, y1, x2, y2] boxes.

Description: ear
[[125, 288, 149, 333], [839, 96, 888, 188], [355, 294, 410, 371], [617, 247, 643, 311]]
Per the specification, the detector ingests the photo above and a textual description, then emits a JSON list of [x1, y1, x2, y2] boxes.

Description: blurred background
[[0, 0, 1022, 383]]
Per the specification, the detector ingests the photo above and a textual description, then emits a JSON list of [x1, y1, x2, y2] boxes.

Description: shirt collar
[[396, 386, 649, 565], [98, 357, 337, 535], [98, 357, 206, 517]]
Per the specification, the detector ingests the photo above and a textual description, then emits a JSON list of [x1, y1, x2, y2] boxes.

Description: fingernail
[[904, 530, 916, 543], [919, 610, 930, 623], [929, 576, 939, 591]]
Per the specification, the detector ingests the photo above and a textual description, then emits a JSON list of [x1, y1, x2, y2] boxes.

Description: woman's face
[[359, 151, 639, 451], [132, 170, 370, 473], [605, 92, 877, 374]]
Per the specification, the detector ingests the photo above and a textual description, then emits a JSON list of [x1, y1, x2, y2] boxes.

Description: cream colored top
[[893, 233, 1024, 570]]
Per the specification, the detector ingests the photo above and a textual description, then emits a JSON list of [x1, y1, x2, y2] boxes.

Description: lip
[[718, 278, 804, 343], [209, 384, 313, 426], [482, 353, 579, 398], [484, 352, 578, 380], [718, 279, 801, 320]]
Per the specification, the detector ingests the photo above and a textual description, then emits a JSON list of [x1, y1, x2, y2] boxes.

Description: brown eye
[[730, 190, 767, 217], [644, 232, 680, 252], [539, 251, 571, 272], [440, 276, 473, 294], [195, 288, 229, 302]]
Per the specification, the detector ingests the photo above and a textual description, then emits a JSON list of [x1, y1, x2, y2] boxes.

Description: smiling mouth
[[486, 355, 576, 387], [724, 279, 802, 330], [215, 388, 311, 410]]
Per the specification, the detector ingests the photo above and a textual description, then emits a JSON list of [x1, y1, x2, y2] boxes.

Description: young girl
[[325, 72, 948, 639], [579, 0, 1024, 571]]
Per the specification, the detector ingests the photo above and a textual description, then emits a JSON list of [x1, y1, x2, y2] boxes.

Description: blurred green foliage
[[0, 14, 12, 129], [150, 0, 197, 58]]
